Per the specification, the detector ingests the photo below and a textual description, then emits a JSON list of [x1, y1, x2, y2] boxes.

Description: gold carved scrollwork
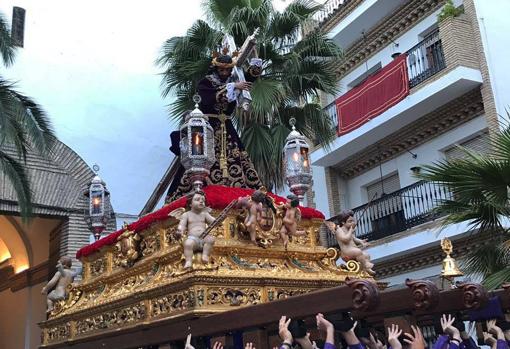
[[151, 290, 196, 317], [46, 323, 71, 344], [140, 233, 161, 257], [207, 287, 261, 306], [50, 284, 83, 318], [267, 288, 312, 301], [115, 229, 141, 268], [89, 256, 107, 278], [76, 302, 146, 336]]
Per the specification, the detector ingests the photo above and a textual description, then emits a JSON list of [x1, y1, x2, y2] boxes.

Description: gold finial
[[441, 238, 463, 278], [122, 221, 129, 230]]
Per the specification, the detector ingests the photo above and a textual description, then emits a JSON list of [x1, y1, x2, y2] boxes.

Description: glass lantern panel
[[191, 126, 204, 156], [301, 147, 310, 170], [90, 190, 103, 215]]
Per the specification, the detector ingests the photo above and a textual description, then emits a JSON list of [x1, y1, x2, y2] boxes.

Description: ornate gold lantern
[[179, 96, 215, 191], [441, 238, 463, 279], [84, 171, 110, 241], [283, 118, 312, 204]]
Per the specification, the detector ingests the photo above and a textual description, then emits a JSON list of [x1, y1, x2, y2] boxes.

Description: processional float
[[39, 28, 376, 348]]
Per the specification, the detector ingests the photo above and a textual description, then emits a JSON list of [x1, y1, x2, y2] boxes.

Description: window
[[444, 131, 490, 160], [366, 172, 401, 199], [348, 63, 382, 89], [365, 173, 404, 240]]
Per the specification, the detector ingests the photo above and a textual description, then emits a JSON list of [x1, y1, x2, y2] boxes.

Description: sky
[[0, 1, 291, 216]]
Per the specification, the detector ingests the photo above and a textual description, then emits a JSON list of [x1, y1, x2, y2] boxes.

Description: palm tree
[[0, 11, 56, 218], [419, 125, 510, 289], [157, 0, 342, 190]]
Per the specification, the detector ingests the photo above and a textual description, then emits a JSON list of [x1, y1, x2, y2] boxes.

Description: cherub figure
[[278, 194, 306, 248], [327, 210, 375, 275], [41, 256, 81, 312], [175, 191, 216, 269], [236, 189, 267, 245]]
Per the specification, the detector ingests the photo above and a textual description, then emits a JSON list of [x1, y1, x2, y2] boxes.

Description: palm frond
[[268, 0, 321, 43], [267, 123, 290, 190], [292, 29, 343, 59], [239, 123, 273, 187], [248, 78, 285, 124], [0, 150, 32, 219], [0, 12, 16, 67], [483, 266, 510, 290], [0, 78, 55, 157]]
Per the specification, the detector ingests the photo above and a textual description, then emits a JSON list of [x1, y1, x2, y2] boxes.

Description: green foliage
[[438, 0, 464, 23], [0, 11, 56, 219], [158, 0, 342, 190], [419, 124, 510, 289]]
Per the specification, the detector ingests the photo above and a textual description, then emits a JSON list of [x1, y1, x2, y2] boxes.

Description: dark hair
[[337, 209, 354, 226], [287, 194, 299, 208], [186, 191, 206, 210], [208, 54, 234, 74], [251, 190, 266, 203]]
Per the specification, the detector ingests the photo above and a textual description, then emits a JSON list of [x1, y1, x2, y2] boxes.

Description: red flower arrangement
[[76, 185, 324, 259]]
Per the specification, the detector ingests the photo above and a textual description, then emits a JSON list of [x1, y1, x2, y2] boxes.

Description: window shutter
[[445, 131, 490, 160], [366, 173, 401, 199]]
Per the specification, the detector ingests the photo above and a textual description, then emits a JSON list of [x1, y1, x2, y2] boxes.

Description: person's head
[[186, 191, 207, 211], [59, 256, 72, 269], [212, 55, 234, 81], [287, 194, 299, 208], [337, 209, 356, 229], [251, 190, 266, 203]]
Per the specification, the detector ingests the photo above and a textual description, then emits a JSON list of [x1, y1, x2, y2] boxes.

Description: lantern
[[284, 118, 312, 204], [180, 96, 215, 191], [84, 173, 110, 241]]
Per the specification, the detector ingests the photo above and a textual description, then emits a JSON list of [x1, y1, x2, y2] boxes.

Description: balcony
[[322, 29, 446, 133], [324, 180, 453, 246], [313, 16, 482, 167]]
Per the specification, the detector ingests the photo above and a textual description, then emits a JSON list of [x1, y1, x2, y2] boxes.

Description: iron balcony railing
[[321, 29, 446, 135], [325, 181, 453, 246], [406, 28, 446, 88]]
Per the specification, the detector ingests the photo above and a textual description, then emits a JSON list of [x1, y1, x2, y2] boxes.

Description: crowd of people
[[184, 313, 510, 349]]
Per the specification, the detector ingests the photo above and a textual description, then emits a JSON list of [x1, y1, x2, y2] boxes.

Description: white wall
[[324, 0, 464, 106], [472, 0, 510, 124], [345, 115, 488, 208], [311, 166, 331, 217]]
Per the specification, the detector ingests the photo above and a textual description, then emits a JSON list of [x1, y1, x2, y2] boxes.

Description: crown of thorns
[[211, 45, 239, 68]]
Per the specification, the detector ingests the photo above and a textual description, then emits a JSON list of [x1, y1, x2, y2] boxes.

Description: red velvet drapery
[[336, 54, 409, 136]]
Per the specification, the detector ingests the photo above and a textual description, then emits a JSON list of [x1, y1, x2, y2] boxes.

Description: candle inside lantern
[[301, 147, 309, 168], [292, 151, 299, 162], [191, 130, 204, 155], [91, 192, 102, 214]]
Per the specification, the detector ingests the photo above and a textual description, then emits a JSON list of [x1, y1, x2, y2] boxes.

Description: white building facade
[[310, 0, 510, 285]]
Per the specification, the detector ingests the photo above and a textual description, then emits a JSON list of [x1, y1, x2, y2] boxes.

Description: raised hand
[[483, 331, 497, 349], [316, 313, 334, 332], [340, 320, 359, 346], [213, 342, 223, 349], [441, 314, 461, 340], [316, 313, 335, 344], [279, 316, 293, 343], [387, 324, 403, 349], [403, 326, 425, 349], [245, 342, 256, 349], [487, 319, 505, 340], [235, 81, 252, 91], [185, 334, 195, 349], [295, 333, 314, 349]]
